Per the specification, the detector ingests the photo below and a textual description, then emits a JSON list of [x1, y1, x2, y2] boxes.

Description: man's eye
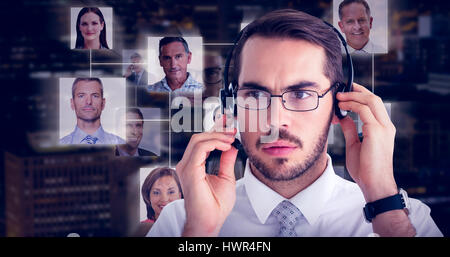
[[292, 91, 312, 99], [245, 90, 267, 98]]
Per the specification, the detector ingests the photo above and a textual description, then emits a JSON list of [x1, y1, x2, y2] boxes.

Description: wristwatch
[[363, 188, 410, 223]]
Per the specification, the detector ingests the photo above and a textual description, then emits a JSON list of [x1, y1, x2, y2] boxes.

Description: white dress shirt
[[346, 39, 386, 54], [148, 155, 442, 237]]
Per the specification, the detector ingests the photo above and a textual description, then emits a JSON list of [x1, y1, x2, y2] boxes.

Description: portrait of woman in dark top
[[75, 7, 109, 49]]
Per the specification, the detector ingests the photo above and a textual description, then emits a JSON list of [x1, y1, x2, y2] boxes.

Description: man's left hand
[[337, 83, 416, 236], [336, 83, 398, 202]]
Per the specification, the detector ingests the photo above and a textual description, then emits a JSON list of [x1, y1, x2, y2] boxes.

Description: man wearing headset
[[148, 10, 442, 236]]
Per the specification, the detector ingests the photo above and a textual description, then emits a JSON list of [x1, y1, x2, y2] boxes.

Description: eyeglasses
[[235, 85, 336, 112]]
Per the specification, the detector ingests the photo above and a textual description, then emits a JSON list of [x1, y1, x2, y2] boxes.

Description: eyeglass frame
[[234, 83, 338, 112]]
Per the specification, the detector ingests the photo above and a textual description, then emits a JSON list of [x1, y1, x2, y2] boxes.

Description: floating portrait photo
[[202, 50, 225, 98], [147, 36, 204, 92], [122, 50, 152, 86], [114, 107, 162, 157], [139, 166, 183, 224], [70, 7, 113, 50], [333, 0, 388, 54], [59, 77, 126, 145]]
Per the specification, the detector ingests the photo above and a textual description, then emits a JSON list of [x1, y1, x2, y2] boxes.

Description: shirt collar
[[135, 69, 145, 83], [161, 72, 194, 91], [117, 145, 139, 156], [243, 154, 337, 225], [348, 39, 373, 54], [72, 125, 105, 144]]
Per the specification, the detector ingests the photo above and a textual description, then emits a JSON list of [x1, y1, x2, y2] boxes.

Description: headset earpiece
[[219, 88, 227, 115], [220, 81, 236, 117], [334, 82, 348, 119]]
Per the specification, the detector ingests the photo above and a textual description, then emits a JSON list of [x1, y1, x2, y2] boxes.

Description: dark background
[[0, 0, 449, 237]]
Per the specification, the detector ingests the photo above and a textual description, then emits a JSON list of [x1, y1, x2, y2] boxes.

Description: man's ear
[[338, 21, 344, 31], [101, 98, 105, 111], [70, 98, 75, 111], [332, 112, 340, 125], [187, 52, 192, 64], [369, 17, 373, 29], [158, 56, 163, 67], [332, 94, 340, 125]]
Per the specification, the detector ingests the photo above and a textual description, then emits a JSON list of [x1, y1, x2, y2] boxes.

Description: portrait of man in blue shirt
[[60, 77, 125, 145]]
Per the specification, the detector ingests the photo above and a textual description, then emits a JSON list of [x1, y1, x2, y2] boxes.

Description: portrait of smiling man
[[148, 10, 442, 237], [147, 37, 204, 93], [337, 0, 385, 54], [60, 78, 125, 145]]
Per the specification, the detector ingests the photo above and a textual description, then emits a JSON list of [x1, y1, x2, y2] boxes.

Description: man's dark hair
[[338, 0, 371, 20], [232, 9, 343, 90], [126, 107, 144, 121], [159, 37, 190, 56], [72, 77, 104, 98]]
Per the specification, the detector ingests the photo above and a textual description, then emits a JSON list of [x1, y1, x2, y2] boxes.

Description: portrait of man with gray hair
[[337, 0, 385, 54], [60, 78, 125, 145], [147, 37, 204, 93]]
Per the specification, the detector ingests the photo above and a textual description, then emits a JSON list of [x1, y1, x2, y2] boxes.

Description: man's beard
[[241, 113, 332, 182]]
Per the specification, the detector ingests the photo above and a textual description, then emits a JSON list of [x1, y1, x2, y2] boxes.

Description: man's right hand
[[124, 65, 134, 78], [176, 117, 238, 237]]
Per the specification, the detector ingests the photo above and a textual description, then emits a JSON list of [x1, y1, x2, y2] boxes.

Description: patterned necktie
[[82, 135, 98, 144], [272, 200, 302, 237]]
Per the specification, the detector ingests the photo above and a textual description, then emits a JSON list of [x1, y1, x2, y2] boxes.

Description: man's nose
[[268, 97, 290, 129], [129, 126, 137, 135], [86, 96, 92, 105], [170, 58, 178, 67]]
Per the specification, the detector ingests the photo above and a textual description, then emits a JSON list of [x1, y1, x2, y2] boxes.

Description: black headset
[[219, 20, 354, 120]]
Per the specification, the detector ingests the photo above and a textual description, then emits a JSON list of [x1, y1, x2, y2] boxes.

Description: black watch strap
[[363, 193, 405, 222]]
